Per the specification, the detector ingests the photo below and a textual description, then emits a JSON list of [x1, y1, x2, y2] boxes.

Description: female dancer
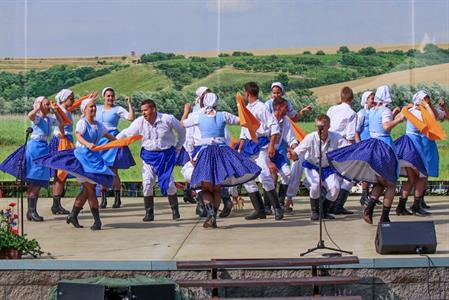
[[0, 97, 64, 221], [35, 97, 116, 230], [96, 87, 135, 208], [49, 89, 75, 215], [181, 93, 261, 228], [327, 86, 404, 224]]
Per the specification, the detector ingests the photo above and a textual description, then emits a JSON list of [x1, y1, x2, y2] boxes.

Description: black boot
[[410, 197, 431, 216], [203, 203, 218, 228], [112, 190, 121, 208], [421, 194, 431, 209], [66, 206, 84, 228], [195, 192, 207, 218], [183, 184, 196, 204], [266, 189, 284, 220], [245, 192, 267, 220], [309, 198, 319, 221], [26, 197, 44, 222], [380, 206, 391, 223], [263, 190, 272, 215], [51, 196, 70, 215], [334, 189, 353, 215], [168, 195, 181, 220], [363, 198, 377, 224], [322, 199, 336, 220], [90, 208, 102, 230], [142, 196, 154, 222], [100, 190, 107, 209], [359, 188, 370, 206], [395, 197, 412, 215], [219, 189, 233, 218], [278, 184, 288, 208]]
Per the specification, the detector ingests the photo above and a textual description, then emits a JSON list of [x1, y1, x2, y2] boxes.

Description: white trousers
[[243, 149, 276, 193], [287, 158, 304, 197], [142, 161, 177, 196], [304, 168, 340, 202]]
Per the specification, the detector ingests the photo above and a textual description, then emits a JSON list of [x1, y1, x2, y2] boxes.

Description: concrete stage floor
[[5, 196, 448, 261]]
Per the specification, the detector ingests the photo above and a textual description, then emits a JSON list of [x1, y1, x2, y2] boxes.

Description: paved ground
[[3, 196, 448, 260]]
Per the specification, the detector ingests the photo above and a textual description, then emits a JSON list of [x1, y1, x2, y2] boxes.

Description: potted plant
[[0, 202, 43, 259]]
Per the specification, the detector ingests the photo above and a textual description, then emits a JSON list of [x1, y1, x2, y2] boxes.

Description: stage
[[5, 195, 448, 261]]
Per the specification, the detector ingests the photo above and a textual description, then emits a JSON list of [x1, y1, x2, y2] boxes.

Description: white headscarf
[[80, 98, 95, 117], [195, 86, 209, 104], [55, 89, 73, 104], [413, 90, 428, 105], [360, 91, 374, 107], [102, 87, 114, 97], [203, 93, 218, 113], [374, 85, 392, 104], [271, 82, 285, 96], [33, 96, 45, 110]]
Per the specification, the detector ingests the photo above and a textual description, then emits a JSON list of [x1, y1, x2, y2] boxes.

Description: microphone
[[26, 127, 33, 134]]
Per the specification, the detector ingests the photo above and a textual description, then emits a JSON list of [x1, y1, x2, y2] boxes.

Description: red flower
[[8, 202, 16, 207], [10, 228, 19, 236], [13, 214, 19, 219]]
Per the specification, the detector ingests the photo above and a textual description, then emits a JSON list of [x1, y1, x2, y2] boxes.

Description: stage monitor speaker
[[57, 282, 176, 300], [375, 221, 437, 255]]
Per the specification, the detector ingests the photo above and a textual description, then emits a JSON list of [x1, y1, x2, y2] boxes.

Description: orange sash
[[51, 102, 72, 125], [56, 134, 75, 181], [236, 93, 260, 143], [68, 92, 98, 112], [91, 135, 143, 151], [286, 117, 306, 142], [402, 107, 446, 141]]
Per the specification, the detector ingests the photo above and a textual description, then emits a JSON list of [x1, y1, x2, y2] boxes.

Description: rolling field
[[311, 63, 449, 104], [1, 115, 448, 182], [69, 64, 171, 96]]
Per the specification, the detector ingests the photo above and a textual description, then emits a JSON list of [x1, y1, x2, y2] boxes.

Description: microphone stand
[[18, 127, 33, 236], [301, 126, 352, 256]]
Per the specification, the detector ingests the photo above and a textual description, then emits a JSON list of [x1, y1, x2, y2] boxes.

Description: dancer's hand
[[287, 149, 298, 161]]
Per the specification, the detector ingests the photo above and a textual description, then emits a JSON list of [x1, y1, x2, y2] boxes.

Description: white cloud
[[206, 0, 250, 13]]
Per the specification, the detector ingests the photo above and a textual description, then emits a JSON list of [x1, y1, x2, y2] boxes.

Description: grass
[[1, 115, 449, 182], [70, 64, 171, 96]]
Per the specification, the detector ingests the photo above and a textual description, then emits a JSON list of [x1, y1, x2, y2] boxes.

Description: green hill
[[70, 64, 171, 96]]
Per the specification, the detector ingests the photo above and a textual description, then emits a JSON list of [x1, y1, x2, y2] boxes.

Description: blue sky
[[1, 0, 448, 57]]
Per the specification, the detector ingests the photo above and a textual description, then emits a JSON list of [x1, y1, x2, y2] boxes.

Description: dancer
[[327, 85, 404, 224], [35, 97, 118, 230], [96, 87, 135, 209], [288, 114, 346, 220], [0, 97, 65, 221], [49, 89, 75, 215], [326, 87, 358, 215], [238, 82, 283, 221], [394, 91, 432, 216], [117, 99, 186, 222], [182, 93, 261, 228], [355, 91, 375, 206]]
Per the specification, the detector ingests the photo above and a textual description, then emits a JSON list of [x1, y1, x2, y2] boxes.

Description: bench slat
[[177, 256, 359, 270], [177, 276, 361, 288], [205, 297, 363, 300]]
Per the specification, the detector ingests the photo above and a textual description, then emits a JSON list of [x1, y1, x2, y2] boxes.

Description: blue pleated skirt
[[422, 136, 439, 177], [394, 135, 428, 177], [175, 146, 191, 166], [33, 148, 115, 188], [98, 129, 136, 169], [0, 140, 50, 187], [327, 138, 399, 184], [191, 144, 261, 189], [49, 134, 75, 178]]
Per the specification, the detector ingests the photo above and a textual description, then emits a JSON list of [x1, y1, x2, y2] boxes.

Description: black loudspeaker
[[375, 221, 437, 254], [57, 282, 176, 300]]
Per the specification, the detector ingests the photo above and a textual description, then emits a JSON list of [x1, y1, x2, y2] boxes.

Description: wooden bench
[[176, 256, 361, 299]]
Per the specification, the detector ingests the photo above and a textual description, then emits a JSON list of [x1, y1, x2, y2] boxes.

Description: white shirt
[[183, 111, 239, 145], [356, 108, 369, 133], [327, 102, 357, 141], [275, 115, 298, 149], [117, 113, 186, 151], [294, 131, 346, 167], [75, 118, 107, 148], [239, 99, 280, 140]]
